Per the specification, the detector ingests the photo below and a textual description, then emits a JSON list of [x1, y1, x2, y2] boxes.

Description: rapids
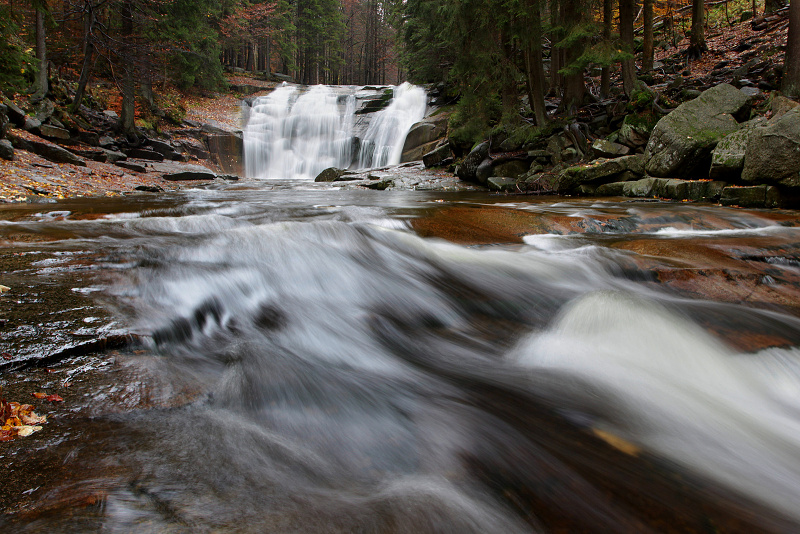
[[2, 185, 800, 532]]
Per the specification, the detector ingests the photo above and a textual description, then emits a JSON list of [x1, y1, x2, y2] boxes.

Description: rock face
[[207, 132, 244, 176], [400, 114, 448, 163], [422, 143, 451, 167], [644, 83, 750, 178], [741, 108, 800, 188], [455, 141, 489, 183]]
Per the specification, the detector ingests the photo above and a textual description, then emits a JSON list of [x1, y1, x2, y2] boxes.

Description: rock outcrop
[[741, 107, 800, 188], [644, 83, 750, 178]]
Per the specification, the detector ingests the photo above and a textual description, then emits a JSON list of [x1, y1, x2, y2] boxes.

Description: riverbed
[[2, 181, 800, 532]]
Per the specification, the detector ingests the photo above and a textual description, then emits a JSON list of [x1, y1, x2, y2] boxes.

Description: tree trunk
[[600, 0, 612, 97], [71, 2, 96, 113], [560, 0, 586, 110], [32, 5, 48, 101], [524, 0, 549, 126], [550, 0, 564, 95], [688, 0, 707, 58], [119, 0, 137, 142], [783, 0, 800, 96], [642, 0, 655, 72], [620, 0, 637, 96]]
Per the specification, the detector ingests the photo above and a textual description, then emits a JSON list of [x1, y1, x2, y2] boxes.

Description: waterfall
[[244, 83, 427, 180]]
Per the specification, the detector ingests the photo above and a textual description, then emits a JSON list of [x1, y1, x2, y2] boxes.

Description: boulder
[[595, 182, 627, 196], [455, 141, 489, 183], [720, 185, 780, 208], [422, 143, 451, 167], [366, 178, 394, 190], [619, 113, 657, 147], [98, 136, 116, 148], [400, 114, 448, 163], [206, 132, 244, 176], [770, 95, 799, 119], [401, 139, 439, 163], [741, 108, 800, 188], [68, 147, 107, 162], [7, 132, 86, 166], [147, 138, 181, 160], [38, 124, 71, 140], [0, 139, 13, 160], [709, 117, 767, 180], [162, 169, 216, 181], [23, 117, 42, 132], [115, 161, 147, 173], [475, 159, 493, 185], [314, 167, 347, 182], [492, 160, 529, 179], [102, 149, 127, 163], [2, 98, 26, 127], [592, 138, 631, 158], [32, 99, 55, 122], [555, 154, 645, 193], [487, 177, 518, 192], [125, 148, 164, 161], [644, 83, 750, 178]]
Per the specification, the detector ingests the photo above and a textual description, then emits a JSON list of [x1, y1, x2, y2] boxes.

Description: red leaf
[[2, 353, 12, 360], [46, 394, 63, 403]]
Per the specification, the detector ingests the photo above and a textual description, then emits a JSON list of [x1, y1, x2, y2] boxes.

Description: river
[[2, 180, 800, 532]]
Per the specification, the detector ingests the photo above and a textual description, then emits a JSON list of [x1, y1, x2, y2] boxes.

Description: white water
[[244, 83, 427, 180]]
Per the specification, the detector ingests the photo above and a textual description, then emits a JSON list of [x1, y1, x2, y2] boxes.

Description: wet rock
[[206, 132, 243, 176], [487, 177, 518, 192], [492, 160, 529, 179], [103, 110, 118, 119], [623, 177, 665, 197], [401, 115, 448, 159], [38, 124, 70, 140], [592, 139, 631, 158], [422, 143, 451, 167], [0, 139, 14, 160], [315, 167, 347, 182], [366, 178, 394, 190], [595, 181, 627, 196], [741, 108, 800, 188], [455, 141, 489, 183], [162, 170, 216, 181], [709, 118, 767, 180], [2, 98, 26, 128], [135, 185, 164, 193], [401, 139, 440, 163], [8, 132, 86, 166], [645, 83, 750, 178]]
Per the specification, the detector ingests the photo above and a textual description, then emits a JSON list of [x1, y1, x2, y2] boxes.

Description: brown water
[[2, 182, 800, 532]]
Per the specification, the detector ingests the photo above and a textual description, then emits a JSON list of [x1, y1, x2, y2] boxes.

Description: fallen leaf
[[16, 425, 42, 437], [46, 394, 63, 403], [32, 392, 47, 399], [2, 353, 12, 360]]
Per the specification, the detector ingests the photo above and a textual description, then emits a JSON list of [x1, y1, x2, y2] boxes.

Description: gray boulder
[[556, 154, 645, 193], [741, 108, 800, 188], [644, 83, 750, 178], [720, 185, 782, 208], [422, 143, 451, 167], [38, 124, 71, 140], [592, 138, 630, 158], [487, 177, 518, 192], [7, 132, 86, 166], [0, 139, 13, 160], [315, 167, 347, 182], [400, 114, 448, 163], [709, 117, 767, 180], [455, 141, 489, 183]]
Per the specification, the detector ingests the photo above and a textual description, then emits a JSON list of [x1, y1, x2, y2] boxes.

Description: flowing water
[[244, 83, 427, 180], [3, 182, 800, 532]]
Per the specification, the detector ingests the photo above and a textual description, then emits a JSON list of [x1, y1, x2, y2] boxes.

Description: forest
[[0, 0, 797, 143]]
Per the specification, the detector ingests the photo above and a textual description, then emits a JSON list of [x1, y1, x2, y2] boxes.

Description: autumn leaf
[[46, 394, 64, 403], [32, 392, 47, 399]]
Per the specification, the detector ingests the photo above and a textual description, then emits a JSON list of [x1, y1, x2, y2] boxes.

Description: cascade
[[244, 83, 426, 179]]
